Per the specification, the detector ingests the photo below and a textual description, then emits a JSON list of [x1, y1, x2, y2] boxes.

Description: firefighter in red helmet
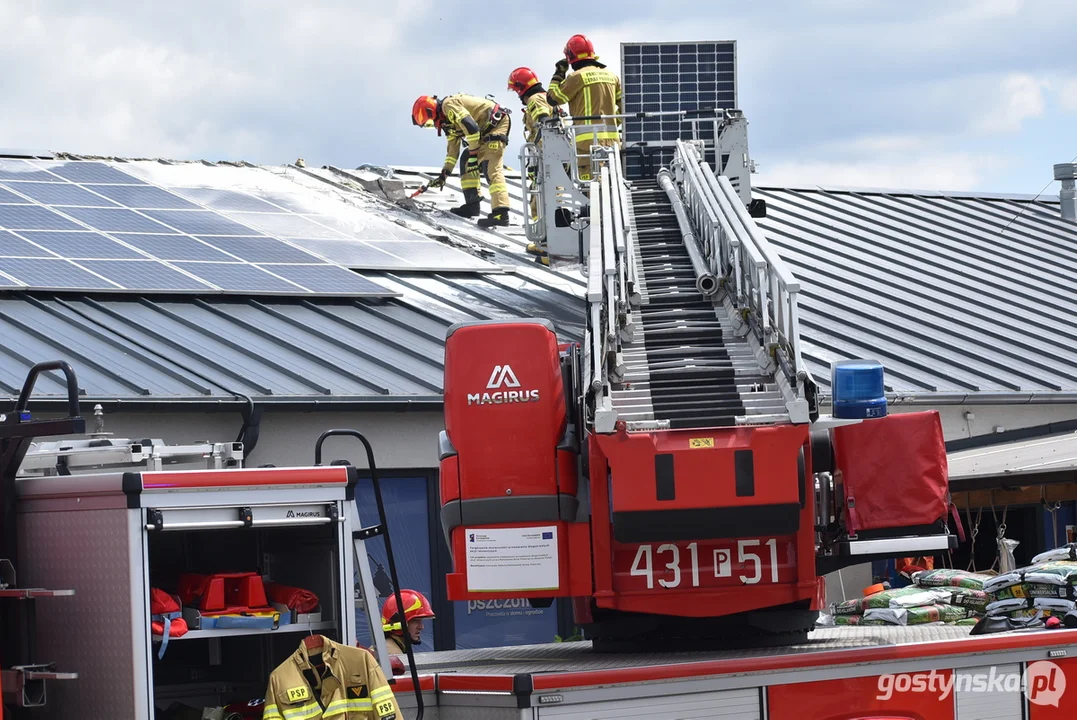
[[548, 34, 623, 183], [412, 93, 513, 227], [381, 589, 435, 655]]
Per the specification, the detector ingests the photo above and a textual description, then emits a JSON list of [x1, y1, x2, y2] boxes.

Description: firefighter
[[508, 67, 554, 261], [547, 34, 624, 183], [263, 635, 398, 720], [412, 94, 512, 228], [381, 589, 435, 655]]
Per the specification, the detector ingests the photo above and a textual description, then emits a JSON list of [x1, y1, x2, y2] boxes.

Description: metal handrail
[[670, 140, 810, 417]]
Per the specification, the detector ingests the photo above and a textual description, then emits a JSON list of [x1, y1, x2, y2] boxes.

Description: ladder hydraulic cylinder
[[656, 168, 718, 296]]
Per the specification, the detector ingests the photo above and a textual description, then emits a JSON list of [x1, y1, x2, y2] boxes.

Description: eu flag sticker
[[542, 531, 553, 539]]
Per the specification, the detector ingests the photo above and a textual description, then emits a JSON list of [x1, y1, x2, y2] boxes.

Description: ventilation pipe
[[1056, 163, 1077, 223]]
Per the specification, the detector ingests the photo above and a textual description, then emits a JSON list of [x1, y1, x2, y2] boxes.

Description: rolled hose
[[656, 169, 718, 296]]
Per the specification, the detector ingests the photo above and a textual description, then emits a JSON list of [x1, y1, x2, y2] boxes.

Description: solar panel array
[[620, 41, 737, 179], [0, 158, 494, 296]]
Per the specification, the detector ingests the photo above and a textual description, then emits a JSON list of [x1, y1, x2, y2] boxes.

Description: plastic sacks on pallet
[[818, 572, 991, 627], [981, 559, 1077, 621]]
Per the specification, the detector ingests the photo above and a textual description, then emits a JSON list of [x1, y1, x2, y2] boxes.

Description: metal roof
[[1, 153, 1075, 408], [752, 185, 1077, 403], [0, 271, 583, 407]]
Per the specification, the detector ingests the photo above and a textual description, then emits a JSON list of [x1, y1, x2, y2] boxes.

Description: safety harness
[[482, 102, 511, 145]]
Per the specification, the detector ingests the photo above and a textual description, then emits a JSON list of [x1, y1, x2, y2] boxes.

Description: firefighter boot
[[526, 239, 547, 255], [450, 188, 482, 218], [477, 206, 510, 228]]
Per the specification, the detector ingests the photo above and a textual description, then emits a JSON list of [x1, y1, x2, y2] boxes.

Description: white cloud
[[1059, 78, 1077, 112], [974, 73, 1050, 133]]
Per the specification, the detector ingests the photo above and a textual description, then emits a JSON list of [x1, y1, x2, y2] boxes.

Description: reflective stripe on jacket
[[548, 66, 623, 132]]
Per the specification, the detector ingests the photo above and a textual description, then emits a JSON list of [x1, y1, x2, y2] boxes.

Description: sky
[[1, 0, 1075, 196]]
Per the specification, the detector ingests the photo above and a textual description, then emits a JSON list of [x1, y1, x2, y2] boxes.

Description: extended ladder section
[[583, 137, 814, 433]]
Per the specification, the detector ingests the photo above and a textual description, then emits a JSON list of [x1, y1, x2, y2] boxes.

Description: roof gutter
[[817, 391, 1077, 406]]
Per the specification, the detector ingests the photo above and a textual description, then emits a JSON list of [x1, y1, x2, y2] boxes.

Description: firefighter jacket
[[548, 63, 623, 146], [384, 634, 406, 655], [522, 90, 553, 145], [440, 94, 510, 175], [263, 637, 399, 720]]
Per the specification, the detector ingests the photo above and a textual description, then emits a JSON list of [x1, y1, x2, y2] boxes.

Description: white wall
[[78, 400, 1077, 469], [69, 408, 447, 470]]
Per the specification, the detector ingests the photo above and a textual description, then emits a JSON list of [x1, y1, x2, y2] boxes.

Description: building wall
[[85, 401, 1077, 469], [84, 408, 447, 469]]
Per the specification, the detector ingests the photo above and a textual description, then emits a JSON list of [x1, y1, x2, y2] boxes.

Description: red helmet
[[381, 589, 435, 634], [564, 34, 596, 64], [508, 67, 540, 96], [412, 96, 439, 129]]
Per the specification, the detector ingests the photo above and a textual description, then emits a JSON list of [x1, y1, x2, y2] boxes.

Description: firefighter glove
[[429, 169, 448, 188]]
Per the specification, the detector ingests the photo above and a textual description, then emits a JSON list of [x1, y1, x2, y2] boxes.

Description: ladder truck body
[[438, 108, 959, 648]]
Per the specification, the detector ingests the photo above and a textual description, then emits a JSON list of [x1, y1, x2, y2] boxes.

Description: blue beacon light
[[831, 359, 888, 419]]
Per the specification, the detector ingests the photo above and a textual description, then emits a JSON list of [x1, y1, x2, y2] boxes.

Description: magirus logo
[[467, 365, 540, 406]]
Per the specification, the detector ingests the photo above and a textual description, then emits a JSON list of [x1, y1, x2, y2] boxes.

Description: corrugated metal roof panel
[[0, 276, 585, 403], [753, 186, 1077, 397]]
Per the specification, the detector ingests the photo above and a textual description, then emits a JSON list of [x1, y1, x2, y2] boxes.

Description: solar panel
[[142, 209, 258, 236], [2, 181, 121, 207], [0, 231, 52, 257], [85, 184, 201, 210], [118, 234, 235, 261], [285, 237, 493, 272], [0, 187, 29, 204], [195, 236, 325, 264], [0, 257, 116, 289], [170, 261, 303, 292], [0, 160, 63, 182], [46, 161, 146, 184], [16, 231, 145, 259], [621, 41, 736, 178], [77, 259, 213, 291], [363, 240, 493, 270], [0, 205, 83, 231], [0, 159, 459, 296], [222, 211, 346, 239], [172, 187, 283, 212], [257, 263, 392, 295], [59, 207, 176, 233]]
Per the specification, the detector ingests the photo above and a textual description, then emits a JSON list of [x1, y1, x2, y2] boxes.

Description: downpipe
[[656, 169, 719, 297]]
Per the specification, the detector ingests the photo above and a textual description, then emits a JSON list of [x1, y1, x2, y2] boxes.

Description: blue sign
[[453, 597, 559, 650]]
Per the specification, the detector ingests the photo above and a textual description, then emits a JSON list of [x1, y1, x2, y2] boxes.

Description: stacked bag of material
[[980, 544, 1077, 624], [820, 569, 992, 627]]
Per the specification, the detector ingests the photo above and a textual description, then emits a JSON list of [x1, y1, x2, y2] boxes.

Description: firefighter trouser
[[575, 126, 619, 182], [462, 118, 510, 209]]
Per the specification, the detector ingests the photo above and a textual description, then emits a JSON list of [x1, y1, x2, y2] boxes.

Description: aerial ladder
[[438, 108, 959, 649]]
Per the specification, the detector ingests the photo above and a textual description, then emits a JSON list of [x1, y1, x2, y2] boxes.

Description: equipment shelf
[[152, 620, 337, 642]]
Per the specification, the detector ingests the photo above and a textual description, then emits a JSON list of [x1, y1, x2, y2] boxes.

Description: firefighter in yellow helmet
[[547, 34, 623, 183], [380, 589, 435, 655], [412, 94, 513, 228], [508, 67, 554, 261]]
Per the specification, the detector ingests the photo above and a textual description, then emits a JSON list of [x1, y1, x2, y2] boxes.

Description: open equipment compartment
[[15, 463, 361, 719]]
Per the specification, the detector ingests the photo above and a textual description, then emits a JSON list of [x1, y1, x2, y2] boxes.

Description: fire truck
[[437, 108, 961, 649], [2, 109, 1077, 720]]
